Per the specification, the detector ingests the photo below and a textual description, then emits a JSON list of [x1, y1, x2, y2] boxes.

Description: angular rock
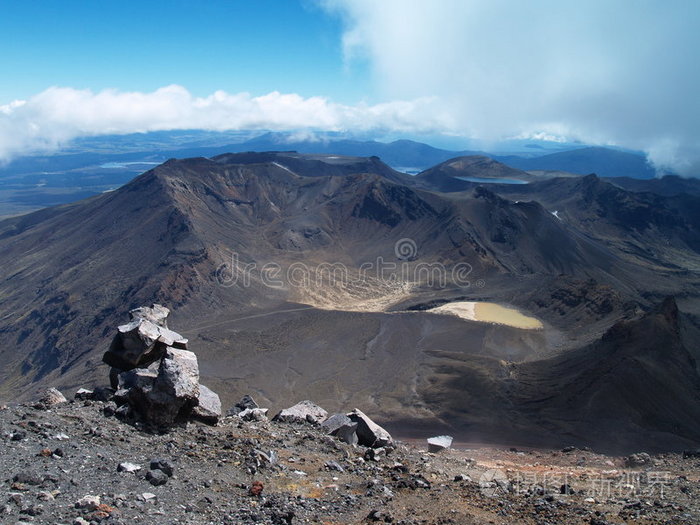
[[427, 435, 453, 453], [227, 394, 259, 416], [129, 304, 170, 327], [74, 388, 94, 400], [239, 408, 269, 421], [35, 388, 67, 409], [149, 459, 175, 477], [321, 413, 352, 434], [347, 408, 393, 448], [116, 348, 200, 426], [114, 368, 158, 403], [117, 462, 141, 473], [192, 384, 222, 424], [146, 469, 168, 486], [364, 447, 386, 461], [157, 347, 199, 400], [253, 449, 278, 467], [103, 317, 188, 371], [273, 400, 328, 425], [321, 413, 358, 445], [325, 460, 345, 472], [335, 423, 359, 445]]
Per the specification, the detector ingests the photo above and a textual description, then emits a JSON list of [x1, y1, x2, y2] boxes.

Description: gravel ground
[[1, 397, 699, 525]]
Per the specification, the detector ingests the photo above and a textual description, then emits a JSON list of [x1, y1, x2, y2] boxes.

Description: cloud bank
[[0, 85, 453, 162], [322, 0, 700, 175]]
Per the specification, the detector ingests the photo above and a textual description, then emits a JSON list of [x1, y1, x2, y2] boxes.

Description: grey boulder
[[273, 400, 328, 425], [321, 413, 358, 445], [115, 347, 200, 426], [35, 388, 68, 409], [192, 384, 222, 423], [347, 409, 393, 448]]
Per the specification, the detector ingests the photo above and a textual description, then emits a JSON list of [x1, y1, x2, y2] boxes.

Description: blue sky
[[1, 1, 699, 175], [0, 0, 369, 103]]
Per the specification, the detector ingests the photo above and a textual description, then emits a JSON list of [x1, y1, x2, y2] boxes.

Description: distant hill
[[414, 155, 532, 192], [497, 146, 660, 179], [605, 175, 700, 196]]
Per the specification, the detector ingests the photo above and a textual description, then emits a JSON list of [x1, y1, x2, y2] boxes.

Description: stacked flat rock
[[103, 304, 189, 372], [104, 304, 221, 427]]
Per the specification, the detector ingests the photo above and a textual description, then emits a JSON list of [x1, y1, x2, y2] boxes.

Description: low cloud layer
[[0, 85, 453, 162], [322, 0, 700, 175]]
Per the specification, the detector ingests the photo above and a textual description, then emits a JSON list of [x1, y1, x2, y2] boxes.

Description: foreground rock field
[[1, 394, 700, 525]]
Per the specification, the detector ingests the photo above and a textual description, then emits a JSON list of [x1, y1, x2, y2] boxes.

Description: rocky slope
[[2, 392, 700, 525]]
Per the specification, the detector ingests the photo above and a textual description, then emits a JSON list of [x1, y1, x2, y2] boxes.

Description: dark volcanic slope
[[605, 174, 700, 197], [1, 153, 699, 452], [491, 174, 700, 278]]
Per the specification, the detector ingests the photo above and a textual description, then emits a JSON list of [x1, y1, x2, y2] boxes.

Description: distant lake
[[394, 167, 423, 175], [455, 176, 529, 184]]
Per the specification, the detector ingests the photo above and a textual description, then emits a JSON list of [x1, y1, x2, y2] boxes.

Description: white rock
[[117, 462, 142, 473], [427, 435, 454, 453], [75, 494, 100, 510]]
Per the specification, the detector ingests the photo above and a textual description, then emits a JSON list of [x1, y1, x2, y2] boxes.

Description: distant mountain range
[[1, 151, 699, 452], [0, 131, 675, 218], [498, 146, 659, 179]]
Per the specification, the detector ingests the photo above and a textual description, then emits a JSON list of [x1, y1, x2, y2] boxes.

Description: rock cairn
[[102, 304, 222, 427]]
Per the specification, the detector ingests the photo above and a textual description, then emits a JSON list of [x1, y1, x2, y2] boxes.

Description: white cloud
[[321, 0, 700, 175], [0, 85, 454, 162]]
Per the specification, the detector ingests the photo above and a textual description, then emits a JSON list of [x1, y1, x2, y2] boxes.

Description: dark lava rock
[[150, 458, 175, 477], [146, 469, 168, 486]]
